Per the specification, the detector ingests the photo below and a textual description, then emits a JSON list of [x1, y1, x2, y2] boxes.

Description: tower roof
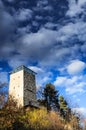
[[10, 65, 37, 75]]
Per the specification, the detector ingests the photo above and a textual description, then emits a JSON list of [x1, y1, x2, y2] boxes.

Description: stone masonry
[[9, 65, 37, 107], [24, 70, 36, 106]]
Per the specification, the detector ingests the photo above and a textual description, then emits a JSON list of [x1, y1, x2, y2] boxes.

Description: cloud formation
[[67, 60, 86, 75], [15, 9, 33, 21], [29, 65, 53, 88], [54, 75, 86, 94], [67, 0, 86, 17], [0, 72, 8, 84], [73, 107, 86, 116], [54, 60, 86, 95], [0, 0, 85, 68], [0, 0, 86, 99]]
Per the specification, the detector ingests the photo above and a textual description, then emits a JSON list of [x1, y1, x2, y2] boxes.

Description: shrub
[[0, 97, 83, 130], [20, 108, 50, 130], [0, 96, 23, 130], [18, 108, 69, 130]]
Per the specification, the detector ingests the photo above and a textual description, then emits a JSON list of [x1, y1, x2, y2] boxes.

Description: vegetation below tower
[[0, 83, 85, 130]]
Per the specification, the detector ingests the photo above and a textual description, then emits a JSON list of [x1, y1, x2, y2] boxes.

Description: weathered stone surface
[[9, 66, 37, 107], [24, 70, 36, 106], [9, 70, 24, 106]]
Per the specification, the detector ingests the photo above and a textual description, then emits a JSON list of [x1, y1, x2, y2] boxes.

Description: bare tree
[[0, 82, 8, 108]]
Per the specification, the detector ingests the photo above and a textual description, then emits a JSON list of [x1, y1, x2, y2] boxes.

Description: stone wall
[[24, 70, 36, 106], [9, 66, 37, 107], [9, 70, 24, 106]]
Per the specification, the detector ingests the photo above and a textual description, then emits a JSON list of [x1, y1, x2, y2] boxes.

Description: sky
[[0, 0, 86, 116]]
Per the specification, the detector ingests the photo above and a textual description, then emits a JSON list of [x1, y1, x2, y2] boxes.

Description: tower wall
[[24, 70, 36, 106], [9, 66, 37, 107], [9, 70, 24, 106]]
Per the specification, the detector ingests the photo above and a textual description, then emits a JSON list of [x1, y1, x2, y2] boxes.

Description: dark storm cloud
[[0, 0, 69, 59], [1, 0, 86, 98], [0, 0, 17, 59], [3, 0, 69, 30], [0, 0, 86, 69], [15, 9, 33, 22]]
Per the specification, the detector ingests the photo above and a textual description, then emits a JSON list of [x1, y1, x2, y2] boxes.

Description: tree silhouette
[[0, 82, 8, 108], [42, 83, 60, 111], [59, 96, 68, 119]]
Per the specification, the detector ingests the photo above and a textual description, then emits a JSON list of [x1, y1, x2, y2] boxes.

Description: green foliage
[[0, 83, 83, 130], [0, 96, 24, 130], [18, 108, 68, 130], [42, 83, 60, 111], [59, 96, 68, 110], [26, 108, 50, 130], [59, 96, 68, 119], [38, 83, 83, 130], [0, 98, 83, 130]]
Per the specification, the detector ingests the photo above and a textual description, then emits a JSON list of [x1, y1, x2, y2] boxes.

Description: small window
[[14, 87, 15, 89]]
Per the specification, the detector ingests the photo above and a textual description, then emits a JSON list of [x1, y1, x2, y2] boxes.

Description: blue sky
[[0, 0, 86, 116]]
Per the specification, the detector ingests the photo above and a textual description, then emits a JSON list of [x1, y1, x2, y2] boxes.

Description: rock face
[[9, 65, 37, 107]]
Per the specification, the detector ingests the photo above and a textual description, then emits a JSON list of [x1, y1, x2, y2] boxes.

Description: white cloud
[[43, 6, 53, 11], [54, 77, 67, 87], [67, 0, 86, 17], [67, 2, 82, 17], [0, 10, 15, 35], [66, 84, 85, 94], [15, 9, 33, 21], [54, 75, 86, 95], [73, 107, 86, 115], [29, 66, 51, 89], [8, 56, 27, 69], [29, 66, 53, 87], [56, 22, 86, 43], [81, 44, 86, 57], [39, 46, 71, 67], [6, 0, 14, 2], [21, 28, 57, 47], [17, 28, 58, 64], [37, 70, 53, 86], [0, 0, 4, 9], [35, 0, 52, 12], [0, 68, 2, 71], [0, 72, 8, 83], [42, 76, 51, 83], [37, 0, 48, 7], [2, 2, 86, 72], [44, 22, 57, 29], [36, 74, 52, 89], [29, 66, 44, 73], [55, 60, 86, 95], [67, 60, 86, 75], [15, 22, 86, 69]]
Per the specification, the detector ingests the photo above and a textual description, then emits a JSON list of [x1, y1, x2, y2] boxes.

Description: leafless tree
[[0, 82, 8, 108]]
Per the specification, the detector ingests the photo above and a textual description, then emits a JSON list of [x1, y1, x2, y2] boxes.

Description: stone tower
[[9, 65, 37, 107]]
